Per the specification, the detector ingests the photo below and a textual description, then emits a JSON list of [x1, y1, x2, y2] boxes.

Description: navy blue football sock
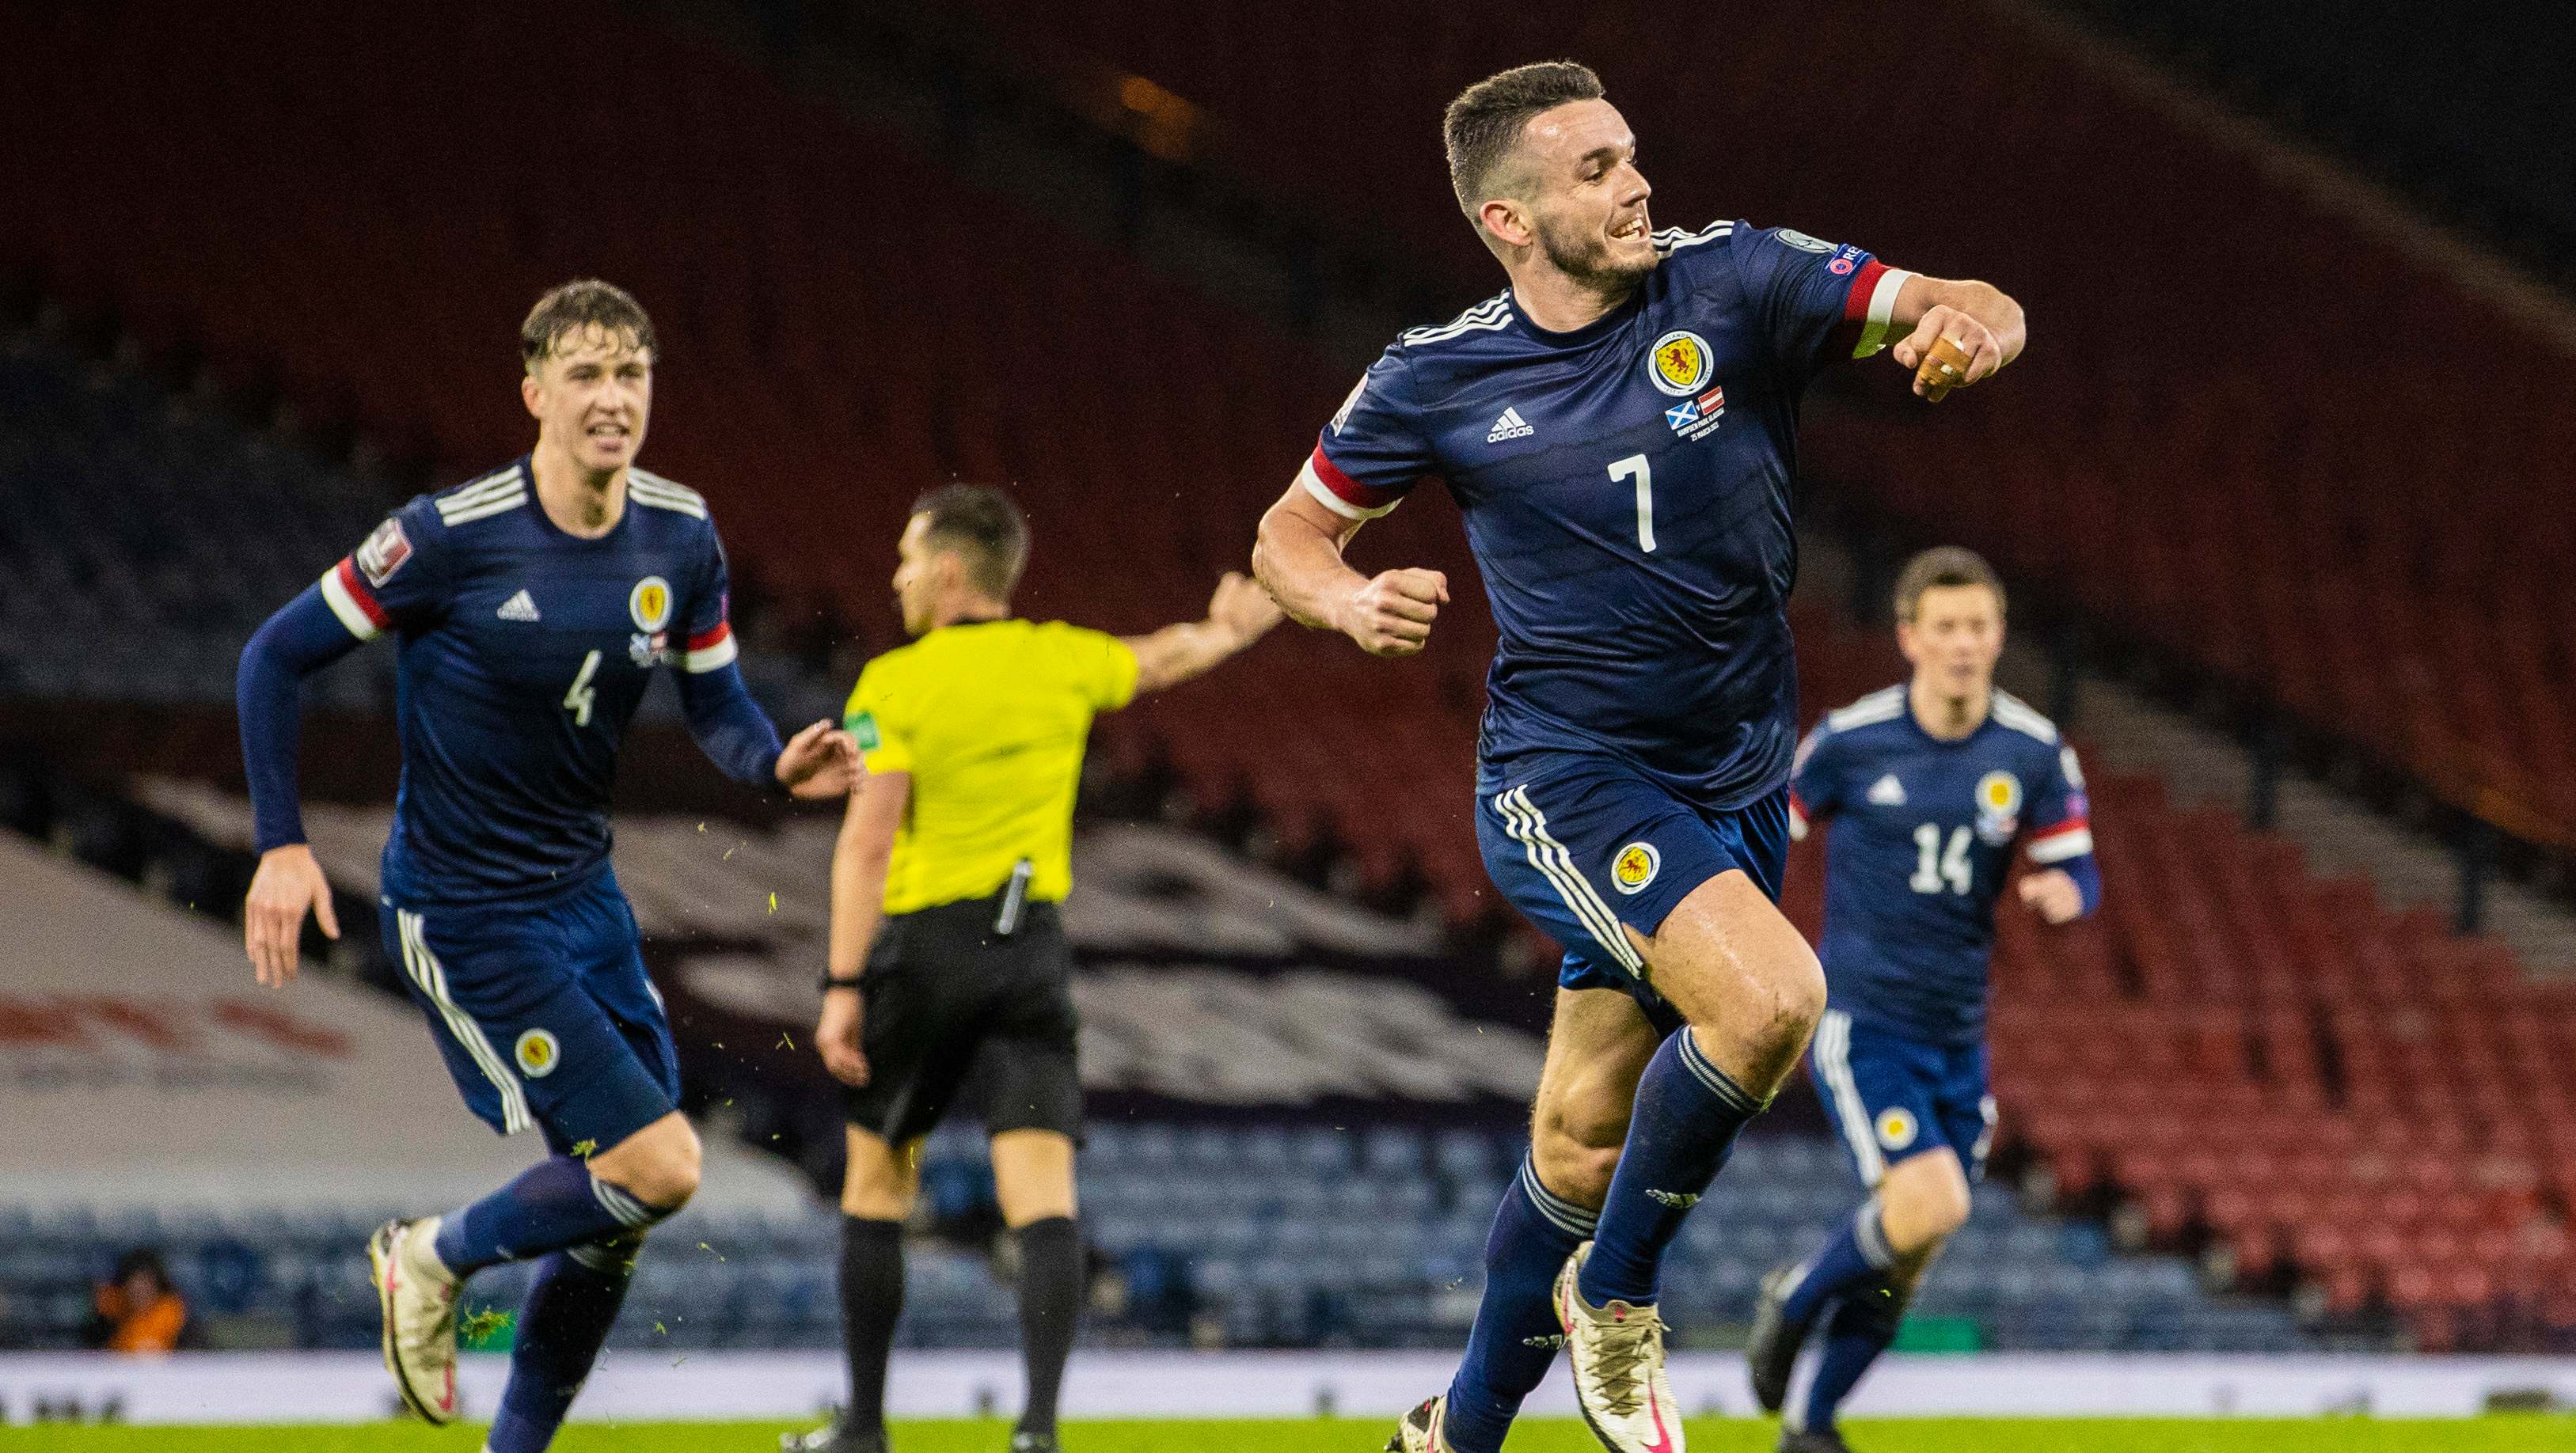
[[1795, 1277, 1908, 1435], [1779, 1199, 1897, 1328], [1577, 1027, 1765, 1307], [432, 1156, 667, 1277], [1442, 1158, 1594, 1453], [484, 1237, 639, 1453]]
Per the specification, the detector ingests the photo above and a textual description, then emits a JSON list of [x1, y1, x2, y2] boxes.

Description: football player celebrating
[[234, 281, 856, 1451], [1252, 63, 2025, 1453]]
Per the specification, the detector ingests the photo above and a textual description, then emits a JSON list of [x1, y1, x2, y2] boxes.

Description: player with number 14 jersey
[[1746, 548, 2099, 1452]]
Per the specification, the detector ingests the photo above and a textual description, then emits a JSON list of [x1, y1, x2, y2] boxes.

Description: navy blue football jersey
[[1791, 686, 2098, 1045], [1307, 221, 1916, 806], [317, 461, 740, 902]]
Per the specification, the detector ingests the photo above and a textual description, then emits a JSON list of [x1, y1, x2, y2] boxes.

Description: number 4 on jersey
[[564, 649, 602, 727], [1911, 822, 1971, 895]]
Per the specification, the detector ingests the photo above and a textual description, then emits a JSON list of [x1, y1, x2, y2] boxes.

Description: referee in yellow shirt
[[793, 484, 1279, 1453]]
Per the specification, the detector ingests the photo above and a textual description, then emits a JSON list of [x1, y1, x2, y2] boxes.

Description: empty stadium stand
[[2051, 0, 2576, 283], [0, 328, 396, 708]]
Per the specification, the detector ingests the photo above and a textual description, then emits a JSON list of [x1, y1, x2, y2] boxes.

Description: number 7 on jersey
[[1609, 453, 1655, 553]]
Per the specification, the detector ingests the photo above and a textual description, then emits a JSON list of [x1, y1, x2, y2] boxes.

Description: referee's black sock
[[1013, 1216, 1082, 1436], [838, 1216, 906, 1436]]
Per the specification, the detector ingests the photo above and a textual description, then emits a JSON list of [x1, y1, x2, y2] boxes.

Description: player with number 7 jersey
[[1255, 62, 2026, 1453], [1290, 218, 1911, 1445]]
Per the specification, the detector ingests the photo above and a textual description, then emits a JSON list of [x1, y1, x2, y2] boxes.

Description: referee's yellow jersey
[[842, 619, 1138, 914]]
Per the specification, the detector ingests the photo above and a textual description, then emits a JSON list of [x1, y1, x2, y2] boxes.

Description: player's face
[[1516, 100, 1657, 289], [1899, 584, 2004, 703], [524, 324, 652, 475]]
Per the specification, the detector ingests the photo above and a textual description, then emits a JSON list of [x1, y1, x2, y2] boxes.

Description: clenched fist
[[1339, 568, 1449, 657]]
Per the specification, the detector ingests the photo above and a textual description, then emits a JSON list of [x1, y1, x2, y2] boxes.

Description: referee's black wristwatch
[[819, 973, 864, 992]]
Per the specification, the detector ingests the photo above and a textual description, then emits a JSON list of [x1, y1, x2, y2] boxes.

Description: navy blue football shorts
[[1475, 749, 1791, 1037], [1808, 1007, 1997, 1188], [379, 870, 680, 1159]]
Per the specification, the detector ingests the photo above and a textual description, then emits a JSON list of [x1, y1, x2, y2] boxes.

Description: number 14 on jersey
[[1911, 823, 1971, 895]]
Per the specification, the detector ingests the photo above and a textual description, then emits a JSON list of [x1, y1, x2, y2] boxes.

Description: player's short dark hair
[[1893, 546, 2006, 623], [1443, 61, 1605, 220], [911, 484, 1030, 599], [521, 279, 657, 373]]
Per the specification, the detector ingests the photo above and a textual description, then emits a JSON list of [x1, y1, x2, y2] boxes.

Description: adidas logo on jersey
[[1486, 406, 1534, 443], [496, 589, 541, 622], [1867, 773, 1907, 806]]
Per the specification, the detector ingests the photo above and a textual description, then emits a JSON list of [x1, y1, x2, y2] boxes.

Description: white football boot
[[1385, 1394, 1457, 1452], [368, 1216, 462, 1425], [1555, 1242, 1685, 1453]]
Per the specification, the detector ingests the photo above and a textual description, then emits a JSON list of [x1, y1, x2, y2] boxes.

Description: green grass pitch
[[3, 1420, 2569, 1451]]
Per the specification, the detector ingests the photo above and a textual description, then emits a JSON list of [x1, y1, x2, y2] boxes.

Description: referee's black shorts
[[842, 891, 1081, 1147]]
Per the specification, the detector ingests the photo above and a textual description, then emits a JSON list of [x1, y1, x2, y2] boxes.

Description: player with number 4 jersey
[[1746, 547, 2099, 1453], [233, 281, 856, 1453], [1256, 61, 2026, 1453]]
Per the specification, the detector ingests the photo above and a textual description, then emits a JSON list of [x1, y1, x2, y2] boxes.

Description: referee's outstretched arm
[[1119, 571, 1284, 694]]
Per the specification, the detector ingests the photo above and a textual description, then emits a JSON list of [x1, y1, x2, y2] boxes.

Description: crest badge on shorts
[[1611, 840, 1662, 895], [1875, 1106, 1919, 1151], [515, 1028, 561, 1079], [629, 576, 672, 633]]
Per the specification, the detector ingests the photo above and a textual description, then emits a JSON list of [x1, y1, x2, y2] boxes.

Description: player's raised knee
[[1699, 935, 1824, 1064], [1883, 1148, 1974, 1251], [1532, 1131, 1619, 1208], [1927, 1163, 1973, 1236], [1531, 1098, 1624, 1207], [595, 1113, 702, 1211], [641, 1119, 704, 1208], [1774, 941, 1828, 1041]]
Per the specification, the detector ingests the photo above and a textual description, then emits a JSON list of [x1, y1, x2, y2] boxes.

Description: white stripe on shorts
[[398, 909, 532, 1134], [1494, 785, 1643, 974], [1814, 1010, 1885, 1186]]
